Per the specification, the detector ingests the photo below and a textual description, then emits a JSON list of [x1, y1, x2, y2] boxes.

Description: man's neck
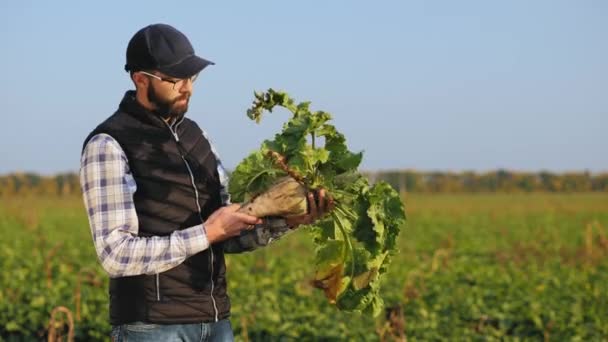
[[134, 89, 173, 124]]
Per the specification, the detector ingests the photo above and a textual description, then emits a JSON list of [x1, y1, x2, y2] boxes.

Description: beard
[[147, 83, 190, 120]]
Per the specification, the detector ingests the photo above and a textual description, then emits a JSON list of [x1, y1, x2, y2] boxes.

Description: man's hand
[[205, 204, 262, 243], [285, 188, 334, 228]]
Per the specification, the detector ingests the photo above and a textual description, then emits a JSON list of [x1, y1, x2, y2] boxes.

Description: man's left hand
[[285, 188, 334, 228]]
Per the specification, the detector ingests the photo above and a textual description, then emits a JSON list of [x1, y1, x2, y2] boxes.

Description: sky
[[1, 1, 606, 174]]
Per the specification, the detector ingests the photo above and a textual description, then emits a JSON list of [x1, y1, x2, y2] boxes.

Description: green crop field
[[1, 193, 607, 341]]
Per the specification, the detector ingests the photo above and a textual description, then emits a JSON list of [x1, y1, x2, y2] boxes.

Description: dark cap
[[124, 23, 214, 78]]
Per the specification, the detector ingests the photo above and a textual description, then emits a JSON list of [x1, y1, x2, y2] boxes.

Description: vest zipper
[[164, 119, 220, 322], [155, 274, 160, 301]]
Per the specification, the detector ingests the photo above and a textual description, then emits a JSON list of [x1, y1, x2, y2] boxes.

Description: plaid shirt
[[80, 131, 293, 278]]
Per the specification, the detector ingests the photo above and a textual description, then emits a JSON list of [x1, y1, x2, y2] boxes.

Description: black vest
[[83, 91, 230, 325]]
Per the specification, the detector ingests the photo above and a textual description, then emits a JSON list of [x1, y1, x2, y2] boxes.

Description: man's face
[[145, 72, 193, 120]]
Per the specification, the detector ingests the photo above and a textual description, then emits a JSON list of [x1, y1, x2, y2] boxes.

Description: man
[[80, 23, 331, 342]]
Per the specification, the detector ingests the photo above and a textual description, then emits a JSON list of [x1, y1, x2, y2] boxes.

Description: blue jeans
[[111, 319, 234, 342]]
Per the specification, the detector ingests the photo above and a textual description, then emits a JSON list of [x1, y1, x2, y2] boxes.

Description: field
[[1, 193, 607, 341]]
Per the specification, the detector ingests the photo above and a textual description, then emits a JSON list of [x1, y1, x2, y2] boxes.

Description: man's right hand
[[204, 204, 262, 243]]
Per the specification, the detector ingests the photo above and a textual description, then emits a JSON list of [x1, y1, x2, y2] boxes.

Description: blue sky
[[1, 1, 606, 174]]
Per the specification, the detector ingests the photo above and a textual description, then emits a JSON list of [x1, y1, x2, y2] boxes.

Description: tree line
[[366, 170, 608, 193], [0, 170, 607, 197], [0, 170, 608, 196]]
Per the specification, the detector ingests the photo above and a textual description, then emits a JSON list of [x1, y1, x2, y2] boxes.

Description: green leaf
[[313, 240, 347, 303], [30, 295, 45, 308], [367, 181, 406, 252], [228, 150, 284, 202], [314, 240, 346, 279], [5, 321, 20, 332]]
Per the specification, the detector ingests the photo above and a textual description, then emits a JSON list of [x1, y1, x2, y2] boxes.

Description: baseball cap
[[124, 23, 214, 78]]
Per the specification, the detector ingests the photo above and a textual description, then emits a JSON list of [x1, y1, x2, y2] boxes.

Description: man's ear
[[131, 72, 148, 89]]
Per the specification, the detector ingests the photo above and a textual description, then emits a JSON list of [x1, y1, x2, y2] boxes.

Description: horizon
[[2, 167, 606, 177]]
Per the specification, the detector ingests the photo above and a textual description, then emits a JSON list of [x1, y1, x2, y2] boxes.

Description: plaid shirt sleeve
[[80, 133, 209, 278], [202, 129, 296, 253]]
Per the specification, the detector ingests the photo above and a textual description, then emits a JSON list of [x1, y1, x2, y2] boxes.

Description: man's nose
[[179, 78, 194, 93]]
